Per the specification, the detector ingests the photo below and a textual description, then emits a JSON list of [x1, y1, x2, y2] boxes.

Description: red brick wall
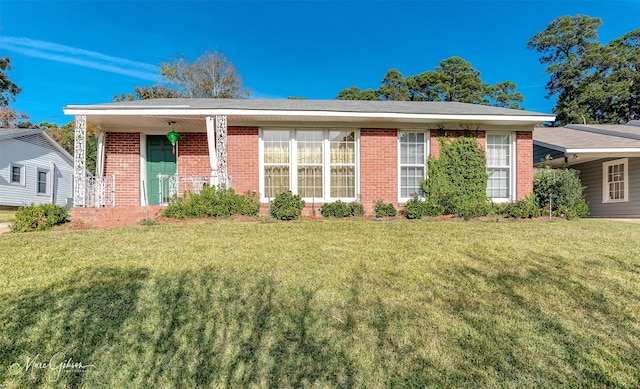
[[104, 132, 140, 206], [360, 129, 398, 214], [228, 127, 259, 195], [177, 133, 210, 193], [516, 131, 533, 200], [430, 130, 486, 158]]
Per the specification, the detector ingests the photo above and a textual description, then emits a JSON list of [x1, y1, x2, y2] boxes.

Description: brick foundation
[[71, 206, 165, 229]]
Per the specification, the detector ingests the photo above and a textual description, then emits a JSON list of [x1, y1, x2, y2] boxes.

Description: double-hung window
[[398, 131, 428, 201], [37, 168, 50, 195], [486, 134, 513, 201], [602, 158, 628, 203], [10, 164, 25, 185], [263, 130, 290, 198], [261, 129, 358, 201]]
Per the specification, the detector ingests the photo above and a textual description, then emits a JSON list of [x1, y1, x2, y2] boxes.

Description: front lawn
[[0, 210, 15, 223], [1, 219, 639, 387]]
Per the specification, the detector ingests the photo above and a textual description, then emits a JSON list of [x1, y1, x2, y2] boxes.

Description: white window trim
[[36, 167, 50, 195], [602, 158, 629, 203], [486, 133, 516, 203], [259, 128, 360, 203], [398, 130, 429, 203], [10, 163, 25, 186]]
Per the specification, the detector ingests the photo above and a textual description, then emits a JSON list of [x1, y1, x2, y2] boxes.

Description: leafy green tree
[[335, 86, 380, 100], [488, 81, 525, 109], [0, 57, 21, 106], [528, 15, 639, 124], [379, 69, 411, 101], [0, 56, 31, 128], [527, 15, 602, 124], [115, 50, 249, 101], [335, 57, 524, 108], [39, 121, 99, 175], [603, 28, 640, 122], [410, 57, 490, 104]]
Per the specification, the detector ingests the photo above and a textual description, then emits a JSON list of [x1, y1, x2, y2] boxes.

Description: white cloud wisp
[[0, 36, 160, 81]]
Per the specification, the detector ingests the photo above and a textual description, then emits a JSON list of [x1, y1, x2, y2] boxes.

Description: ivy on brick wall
[[422, 136, 490, 218]]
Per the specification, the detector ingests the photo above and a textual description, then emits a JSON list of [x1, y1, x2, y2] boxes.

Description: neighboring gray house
[[533, 121, 640, 218], [0, 128, 74, 208]]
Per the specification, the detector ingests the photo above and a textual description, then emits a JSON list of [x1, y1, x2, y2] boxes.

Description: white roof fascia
[[63, 107, 555, 123], [565, 148, 640, 154]]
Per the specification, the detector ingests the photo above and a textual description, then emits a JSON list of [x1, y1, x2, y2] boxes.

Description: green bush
[[270, 191, 305, 220], [503, 195, 542, 219], [401, 194, 442, 219], [422, 136, 489, 218], [163, 186, 259, 219], [11, 203, 69, 232], [349, 202, 365, 217], [534, 167, 589, 219], [320, 200, 363, 218], [374, 200, 397, 217]]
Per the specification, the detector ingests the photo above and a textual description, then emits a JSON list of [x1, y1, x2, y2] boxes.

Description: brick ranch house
[[63, 99, 554, 227]]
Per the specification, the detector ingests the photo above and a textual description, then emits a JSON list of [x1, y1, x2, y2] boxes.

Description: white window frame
[[259, 128, 360, 203], [602, 158, 628, 203], [10, 163, 25, 186], [398, 130, 429, 202], [486, 133, 516, 203], [36, 168, 50, 195]]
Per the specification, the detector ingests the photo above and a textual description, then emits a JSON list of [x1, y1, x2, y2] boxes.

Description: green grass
[[1, 219, 639, 388], [0, 210, 15, 223]]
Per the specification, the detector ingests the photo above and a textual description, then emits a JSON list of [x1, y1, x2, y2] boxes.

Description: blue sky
[[1, 0, 639, 126]]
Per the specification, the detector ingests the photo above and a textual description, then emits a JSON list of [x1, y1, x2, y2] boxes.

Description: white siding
[[0, 136, 74, 207]]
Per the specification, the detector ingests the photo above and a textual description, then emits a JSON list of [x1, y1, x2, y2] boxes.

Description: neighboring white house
[[0, 128, 74, 208]]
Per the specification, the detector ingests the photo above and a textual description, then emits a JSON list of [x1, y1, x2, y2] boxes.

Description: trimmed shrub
[[374, 200, 397, 217], [349, 202, 365, 217], [11, 203, 69, 232], [534, 166, 589, 219], [270, 191, 305, 220], [401, 194, 443, 219], [320, 200, 362, 218], [163, 186, 259, 219], [422, 136, 489, 218], [503, 195, 542, 219]]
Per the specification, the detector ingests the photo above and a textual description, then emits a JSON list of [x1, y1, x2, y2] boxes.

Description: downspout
[[206, 116, 218, 186]]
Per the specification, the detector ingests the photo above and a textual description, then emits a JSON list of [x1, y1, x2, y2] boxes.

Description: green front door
[[147, 135, 177, 205]]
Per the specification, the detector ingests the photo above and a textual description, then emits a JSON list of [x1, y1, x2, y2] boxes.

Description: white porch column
[[206, 116, 218, 186], [215, 115, 228, 186], [96, 129, 105, 178], [73, 115, 87, 207]]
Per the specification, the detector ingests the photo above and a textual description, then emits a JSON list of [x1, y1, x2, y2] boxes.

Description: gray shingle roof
[[66, 98, 552, 117], [534, 123, 640, 151], [0, 127, 41, 141]]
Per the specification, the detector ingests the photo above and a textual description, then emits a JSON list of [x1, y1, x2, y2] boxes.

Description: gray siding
[[574, 157, 640, 217], [0, 137, 74, 207], [533, 144, 565, 165]]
